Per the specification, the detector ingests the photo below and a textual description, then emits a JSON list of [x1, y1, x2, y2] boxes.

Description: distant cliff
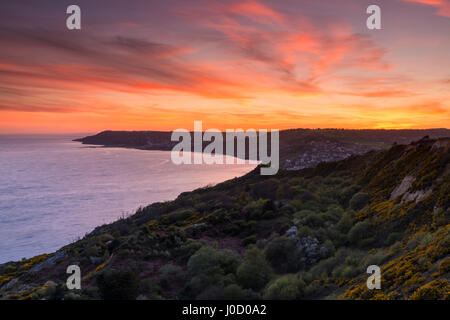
[[74, 131, 175, 150], [75, 128, 450, 169]]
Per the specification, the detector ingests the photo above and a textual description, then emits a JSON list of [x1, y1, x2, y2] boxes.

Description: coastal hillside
[[75, 129, 450, 170], [0, 137, 449, 300]]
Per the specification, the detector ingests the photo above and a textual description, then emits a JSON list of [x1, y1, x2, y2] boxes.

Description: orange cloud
[[0, 0, 448, 132], [400, 0, 450, 17], [338, 90, 414, 98], [226, 0, 286, 24]]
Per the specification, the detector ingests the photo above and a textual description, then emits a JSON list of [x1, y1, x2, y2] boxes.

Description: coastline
[[1, 137, 448, 300], [74, 128, 450, 170], [0, 138, 256, 264]]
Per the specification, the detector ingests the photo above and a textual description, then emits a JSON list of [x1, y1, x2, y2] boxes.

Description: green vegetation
[[349, 193, 370, 210], [0, 137, 448, 300], [237, 246, 272, 290], [263, 274, 305, 300], [97, 270, 139, 300], [264, 237, 300, 274]]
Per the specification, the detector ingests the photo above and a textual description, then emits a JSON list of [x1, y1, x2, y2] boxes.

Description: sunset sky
[[0, 0, 449, 133]]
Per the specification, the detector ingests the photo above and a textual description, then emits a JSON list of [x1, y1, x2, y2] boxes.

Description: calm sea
[[0, 135, 256, 263]]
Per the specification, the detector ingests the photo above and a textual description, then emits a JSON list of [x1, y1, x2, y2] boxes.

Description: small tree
[[237, 246, 272, 290]]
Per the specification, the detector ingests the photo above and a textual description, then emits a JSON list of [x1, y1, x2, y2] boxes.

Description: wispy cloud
[[0, 0, 448, 131], [400, 0, 450, 17]]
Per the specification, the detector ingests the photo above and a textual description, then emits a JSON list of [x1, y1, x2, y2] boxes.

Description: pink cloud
[[226, 0, 286, 24], [400, 0, 450, 17]]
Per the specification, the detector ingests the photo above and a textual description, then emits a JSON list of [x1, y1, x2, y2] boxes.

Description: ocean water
[[0, 135, 256, 263]]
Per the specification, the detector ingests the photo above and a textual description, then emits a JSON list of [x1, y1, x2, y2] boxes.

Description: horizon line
[[1, 127, 449, 136]]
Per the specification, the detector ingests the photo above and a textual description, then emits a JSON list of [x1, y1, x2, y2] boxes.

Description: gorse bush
[[409, 279, 448, 300], [438, 257, 450, 275]]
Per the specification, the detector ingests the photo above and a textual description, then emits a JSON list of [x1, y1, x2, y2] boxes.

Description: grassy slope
[[0, 137, 449, 300]]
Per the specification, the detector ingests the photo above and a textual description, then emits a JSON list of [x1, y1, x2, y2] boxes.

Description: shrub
[[140, 277, 153, 292], [222, 284, 248, 300], [97, 270, 139, 300], [337, 213, 353, 234], [409, 279, 448, 300], [264, 237, 300, 274], [251, 179, 278, 199], [159, 264, 184, 287], [244, 199, 276, 220], [276, 183, 296, 200], [173, 239, 202, 262], [85, 245, 99, 257], [48, 284, 65, 300], [439, 257, 450, 275], [242, 235, 257, 246], [208, 208, 229, 225], [187, 246, 240, 276], [323, 240, 336, 256], [339, 185, 362, 207], [349, 193, 370, 210], [263, 274, 305, 300], [237, 246, 272, 290], [297, 225, 314, 238], [196, 285, 224, 299], [300, 212, 324, 228], [165, 208, 196, 225], [363, 250, 385, 267], [420, 234, 436, 247], [389, 241, 402, 255], [185, 246, 240, 297], [348, 219, 371, 244], [318, 210, 340, 224], [384, 232, 403, 246], [293, 209, 316, 220]]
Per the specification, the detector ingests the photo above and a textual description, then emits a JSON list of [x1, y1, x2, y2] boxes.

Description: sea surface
[[0, 135, 256, 263]]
